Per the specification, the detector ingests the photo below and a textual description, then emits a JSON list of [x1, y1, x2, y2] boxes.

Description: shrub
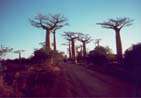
[[29, 49, 49, 64], [87, 46, 111, 65], [88, 50, 108, 65]]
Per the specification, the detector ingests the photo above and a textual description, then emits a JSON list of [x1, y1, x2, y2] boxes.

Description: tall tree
[[63, 32, 78, 62], [97, 17, 133, 62], [68, 40, 72, 59], [14, 50, 25, 59], [52, 27, 62, 51], [78, 33, 92, 57], [30, 14, 67, 52], [52, 28, 57, 51]]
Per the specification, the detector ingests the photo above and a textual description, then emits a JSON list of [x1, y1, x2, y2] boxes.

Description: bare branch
[[63, 32, 79, 40], [14, 49, 25, 54], [97, 17, 133, 30], [30, 13, 68, 31], [78, 33, 92, 43]]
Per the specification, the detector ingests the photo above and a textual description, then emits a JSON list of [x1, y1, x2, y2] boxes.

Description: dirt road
[[57, 63, 137, 97]]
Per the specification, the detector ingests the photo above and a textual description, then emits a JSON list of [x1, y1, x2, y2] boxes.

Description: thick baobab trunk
[[115, 29, 123, 62], [68, 41, 72, 59], [71, 39, 76, 61], [53, 32, 57, 51], [45, 30, 51, 52], [83, 42, 86, 57]]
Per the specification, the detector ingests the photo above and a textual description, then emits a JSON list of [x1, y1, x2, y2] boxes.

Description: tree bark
[[83, 42, 86, 57], [71, 39, 75, 61], [68, 41, 72, 59], [80, 45, 83, 56], [45, 30, 51, 52], [53, 32, 57, 51], [115, 29, 123, 62]]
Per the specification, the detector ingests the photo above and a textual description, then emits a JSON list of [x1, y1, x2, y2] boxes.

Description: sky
[[0, 0, 141, 59]]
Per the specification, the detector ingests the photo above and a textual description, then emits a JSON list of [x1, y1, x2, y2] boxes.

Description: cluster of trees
[[61, 17, 133, 64], [30, 13, 133, 64], [0, 45, 25, 60], [1, 13, 135, 66], [62, 32, 92, 62]]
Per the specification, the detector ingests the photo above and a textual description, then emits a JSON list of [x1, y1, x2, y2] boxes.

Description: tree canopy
[[97, 17, 133, 30], [30, 13, 68, 31]]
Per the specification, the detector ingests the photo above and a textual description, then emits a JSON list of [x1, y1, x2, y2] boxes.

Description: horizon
[[0, 0, 141, 59]]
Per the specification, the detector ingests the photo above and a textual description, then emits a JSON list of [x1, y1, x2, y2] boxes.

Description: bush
[[29, 49, 49, 64], [87, 46, 111, 65], [88, 50, 108, 65]]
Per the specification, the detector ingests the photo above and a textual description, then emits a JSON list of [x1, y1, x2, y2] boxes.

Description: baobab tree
[[97, 17, 133, 62], [63, 32, 78, 62], [78, 33, 92, 57], [52, 27, 62, 51], [30, 13, 67, 52], [14, 50, 25, 59], [95, 39, 101, 47]]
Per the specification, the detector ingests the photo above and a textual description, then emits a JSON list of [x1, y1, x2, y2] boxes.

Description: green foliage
[[87, 46, 113, 65], [32, 47, 65, 65], [94, 46, 112, 55], [95, 46, 115, 61]]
